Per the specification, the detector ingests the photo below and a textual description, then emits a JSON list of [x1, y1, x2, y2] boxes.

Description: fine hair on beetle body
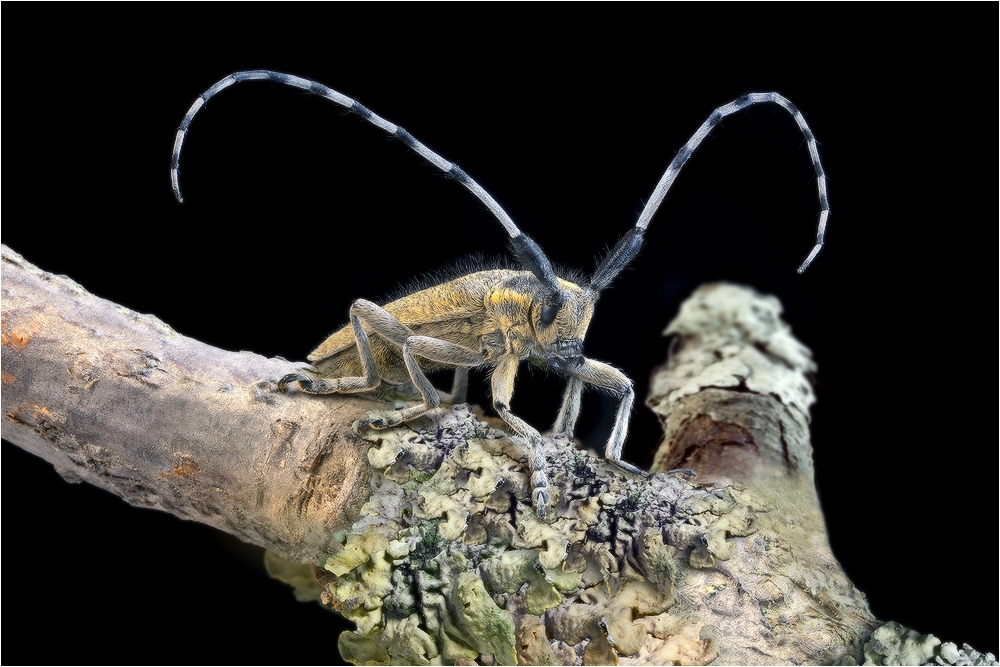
[[171, 71, 829, 519]]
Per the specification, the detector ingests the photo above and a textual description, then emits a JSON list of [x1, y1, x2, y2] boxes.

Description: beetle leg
[[280, 299, 405, 394], [563, 358, 644, 476], [553, 376, 584, 438], [491, 354, 550, 518], [356, 336, 482, 430], [441, 367, 469, 405]]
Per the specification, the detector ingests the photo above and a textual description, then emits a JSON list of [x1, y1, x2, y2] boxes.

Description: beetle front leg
[[564, 358, 643, 476], [491, 354, 550, 518]]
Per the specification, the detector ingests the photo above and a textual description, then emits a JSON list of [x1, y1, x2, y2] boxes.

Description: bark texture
[[1, 245, 375, 563]]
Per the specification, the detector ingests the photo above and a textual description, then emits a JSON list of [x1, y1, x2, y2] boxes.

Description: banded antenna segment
[[633, 92, 829, 273], [170, 70, 525, 240]]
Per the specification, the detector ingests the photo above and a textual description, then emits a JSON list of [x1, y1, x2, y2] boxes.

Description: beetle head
[[530, 279, 595, 370], [512, 228, 643, 369]]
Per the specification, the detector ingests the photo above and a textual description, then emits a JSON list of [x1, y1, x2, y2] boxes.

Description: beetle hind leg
[[280, 301, 386, 395], [356, 336, 482, 432]]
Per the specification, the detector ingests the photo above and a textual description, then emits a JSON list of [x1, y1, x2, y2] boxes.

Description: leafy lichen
[[317, 404, 761, 665], [855, 622, 997, 666]]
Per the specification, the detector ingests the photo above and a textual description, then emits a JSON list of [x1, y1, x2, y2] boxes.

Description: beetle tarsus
[[277, 373, 309, 392]]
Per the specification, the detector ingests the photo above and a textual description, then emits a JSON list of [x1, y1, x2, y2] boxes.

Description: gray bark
[[1, 245, 374, 563]]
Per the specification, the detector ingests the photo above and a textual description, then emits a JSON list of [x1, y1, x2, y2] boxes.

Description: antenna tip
[[797, 243, 822, 274], [170, 170, 184, 204]]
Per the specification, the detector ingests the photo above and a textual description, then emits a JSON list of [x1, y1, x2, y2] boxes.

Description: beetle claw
[[278, 373, 309, 391], [355, 417, 389, 432]]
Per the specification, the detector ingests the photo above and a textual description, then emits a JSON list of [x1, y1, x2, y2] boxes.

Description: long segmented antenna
[[173, 76, 828, 289], [633, 92, 829, 273], [171, 71, 527, 235], [171, 70, 568, 299]]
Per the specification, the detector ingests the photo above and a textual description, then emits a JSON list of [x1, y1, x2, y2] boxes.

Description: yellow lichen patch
[[581, 542, 618, 588], [689, 545, 716, 569], [332, 549, 394, 634], [263, 551, 325, 603], [567, 495, 602, 530], [435, 621, 480, 665], [514, 514, 571, 570], [1, 371, 15, 384], [326, 533, 391, 577], [584, 633, 619, 666], [419, 457, 463, 497], [462, 518, 488, 545], [465, 459, 505, 498], [688, 527, 737, 568], [713, 502, 756, 537], [619, 579, 676, 616], [622, 614, 719, 666], [454, 572, 518, 666], [516, 615, 559, 666], [455, 440, 510, 493], [547, 588, 604, 646], [638, 528, 679, 589], [543, 564, 583, 593], [548, 579, 676, 662], [605, 581, 675, 655], [480, 550, 562, 615], [386, 537, 411, 560], [706, 580, 727, 596], [416, 490, 471, 541], [382, 614, 440, 665], [604, 615, 647, 657], [315, 407, 753, 665], [338, 627, 392, 666], [526, 578, 563, 616], [366, 440, 404, 470]]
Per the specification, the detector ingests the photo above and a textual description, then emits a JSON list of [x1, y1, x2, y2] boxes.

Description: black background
[[3, 5, 996, 664]]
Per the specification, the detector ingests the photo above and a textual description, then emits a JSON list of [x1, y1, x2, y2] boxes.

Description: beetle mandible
[[171, 71, 829, 518]]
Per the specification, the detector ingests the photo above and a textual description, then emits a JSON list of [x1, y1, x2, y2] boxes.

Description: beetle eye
[[540, 303, 559, 326]]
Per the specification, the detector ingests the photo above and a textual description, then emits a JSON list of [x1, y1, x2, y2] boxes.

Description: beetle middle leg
[[355, 335, 484, 430], [280, 299, 467, 397]]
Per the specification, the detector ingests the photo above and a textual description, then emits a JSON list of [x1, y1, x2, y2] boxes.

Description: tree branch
[[1, 245, 374, 563], [5, 245, 992, 666]]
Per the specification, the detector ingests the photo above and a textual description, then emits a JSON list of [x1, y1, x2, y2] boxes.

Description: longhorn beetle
[[171, 71, 828, 518]]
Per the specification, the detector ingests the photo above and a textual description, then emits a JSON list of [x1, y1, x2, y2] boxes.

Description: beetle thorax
[[480, 274, 593, 366]]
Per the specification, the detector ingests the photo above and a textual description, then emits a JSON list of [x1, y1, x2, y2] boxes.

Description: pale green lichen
[[337, 629, 392, 666], [621, 615, 718, 666], [327, 532, 391, 577], [854, 622, 998, 666], [454, 572, 518, 665], [311, 404, 759, 665], [516, 615, 560, 666], [480, 549, 562, 615], [263, 551, 325, 603]]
